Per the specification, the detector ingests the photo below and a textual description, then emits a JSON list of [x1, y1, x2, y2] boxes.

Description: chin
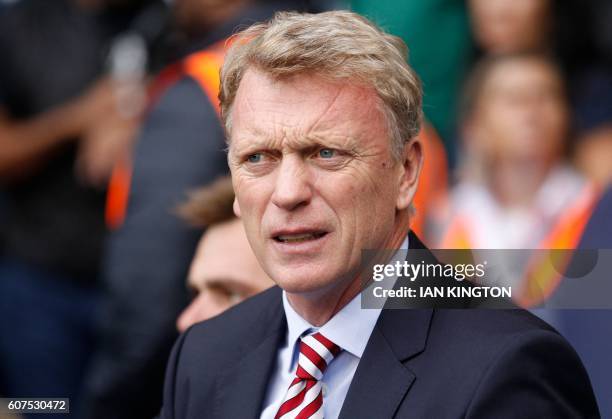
[[268, 263, 345, 295]]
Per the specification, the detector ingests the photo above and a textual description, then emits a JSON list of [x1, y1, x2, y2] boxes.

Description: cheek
[[488, 107, 514, 132], [547, 107, 567, 134], [180, 293, 226, 328], [317, 171, 370, 213], [318, 164, 398, 229], [235, 177, 270, 221], [481, 112, 514, 148]]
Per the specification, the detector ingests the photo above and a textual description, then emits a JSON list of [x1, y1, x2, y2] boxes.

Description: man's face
[[471, 59, 567, 163], [228, 69, 411, 296], [176, 218, 272, 332]]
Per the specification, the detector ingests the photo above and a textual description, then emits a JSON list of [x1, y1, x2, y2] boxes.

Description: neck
[[488, 157, 552, 207], [286, 209, 411, 326]]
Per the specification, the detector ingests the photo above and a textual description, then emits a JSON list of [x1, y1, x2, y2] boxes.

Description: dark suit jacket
[[160, 233, 600, 418]]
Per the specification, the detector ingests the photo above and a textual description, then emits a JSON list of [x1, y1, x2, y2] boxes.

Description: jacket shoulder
[[427, 308, 560, 358], [160, 287, 284, 418], [396, 309, 599, 417], [184, 285, 283, 350]]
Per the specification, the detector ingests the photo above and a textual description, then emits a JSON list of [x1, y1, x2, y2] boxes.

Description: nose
[[271, 154, 312, 211]]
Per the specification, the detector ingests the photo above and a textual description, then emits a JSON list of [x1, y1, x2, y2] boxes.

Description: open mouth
[[273, 232, 328, 243]]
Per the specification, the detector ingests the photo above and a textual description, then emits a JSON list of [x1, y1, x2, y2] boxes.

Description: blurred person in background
[[431, 52, 609, 415], [468, 0, 612, 187], [434, 53, 598, 252], [468, 0, 551, 54], [80, 1, 320, 418], [466, 5, 612, 412], [0, 0, 162, 414], [175, 176, 273, 333]]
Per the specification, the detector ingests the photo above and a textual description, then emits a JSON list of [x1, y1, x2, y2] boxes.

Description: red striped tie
[[274, 332, 342, 419]]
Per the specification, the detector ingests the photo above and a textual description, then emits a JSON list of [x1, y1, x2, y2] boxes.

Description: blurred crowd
[[0, 0, 610, 418]]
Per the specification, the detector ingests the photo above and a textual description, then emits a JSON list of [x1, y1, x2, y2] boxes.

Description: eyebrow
[[231, 132, 358, 156]]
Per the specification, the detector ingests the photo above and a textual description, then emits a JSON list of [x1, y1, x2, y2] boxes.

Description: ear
[[396, 138, 423, 210], [233, 197, 242, 218]]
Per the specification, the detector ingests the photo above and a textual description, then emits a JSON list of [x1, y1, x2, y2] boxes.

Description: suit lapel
[[338, 308, 433, 419], [213, 288, 286, 419], [339, 232, 434, 419], [338, 326, 414, 419]]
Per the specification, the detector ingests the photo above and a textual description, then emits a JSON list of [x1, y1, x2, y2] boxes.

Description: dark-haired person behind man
[[160, 11, 599, 418], [175, 176, 273, 332]]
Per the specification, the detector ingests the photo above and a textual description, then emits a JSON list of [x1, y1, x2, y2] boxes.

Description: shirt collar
[[282, 235, 409, 370]]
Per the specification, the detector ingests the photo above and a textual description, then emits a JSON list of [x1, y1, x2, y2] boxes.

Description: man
[[175, 176, 273, 332], [161, 11, 599, 418]]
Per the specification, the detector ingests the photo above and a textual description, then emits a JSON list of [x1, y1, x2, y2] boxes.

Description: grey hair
[[219, 10, 423, 160]]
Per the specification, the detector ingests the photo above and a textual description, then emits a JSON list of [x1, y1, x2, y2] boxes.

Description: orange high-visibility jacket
[[438, 182, 600, 306]]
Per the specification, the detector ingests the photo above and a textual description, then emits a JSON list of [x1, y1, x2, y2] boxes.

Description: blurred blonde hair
[[219, 10, 423, 159]]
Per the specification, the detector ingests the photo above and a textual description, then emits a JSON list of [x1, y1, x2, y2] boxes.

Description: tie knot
[[295, 332, 342, 381]]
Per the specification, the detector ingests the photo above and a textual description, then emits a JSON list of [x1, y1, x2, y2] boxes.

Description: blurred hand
[[72, 78, 118, 130], [75, 109, 140, 188], [74, 77, 144, 187]]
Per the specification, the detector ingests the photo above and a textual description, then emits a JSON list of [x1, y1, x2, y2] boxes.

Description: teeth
[[277, 233, 317, 243]]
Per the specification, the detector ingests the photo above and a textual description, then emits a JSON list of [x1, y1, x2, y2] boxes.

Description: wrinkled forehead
[[228, 68, 387, 148]]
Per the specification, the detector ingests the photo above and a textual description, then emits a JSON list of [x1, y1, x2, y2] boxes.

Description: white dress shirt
[[260, 237, 409, 419]]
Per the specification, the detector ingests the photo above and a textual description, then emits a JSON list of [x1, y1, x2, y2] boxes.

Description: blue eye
[[247, 153, 262, 163], [319, 148, 335, 158]]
